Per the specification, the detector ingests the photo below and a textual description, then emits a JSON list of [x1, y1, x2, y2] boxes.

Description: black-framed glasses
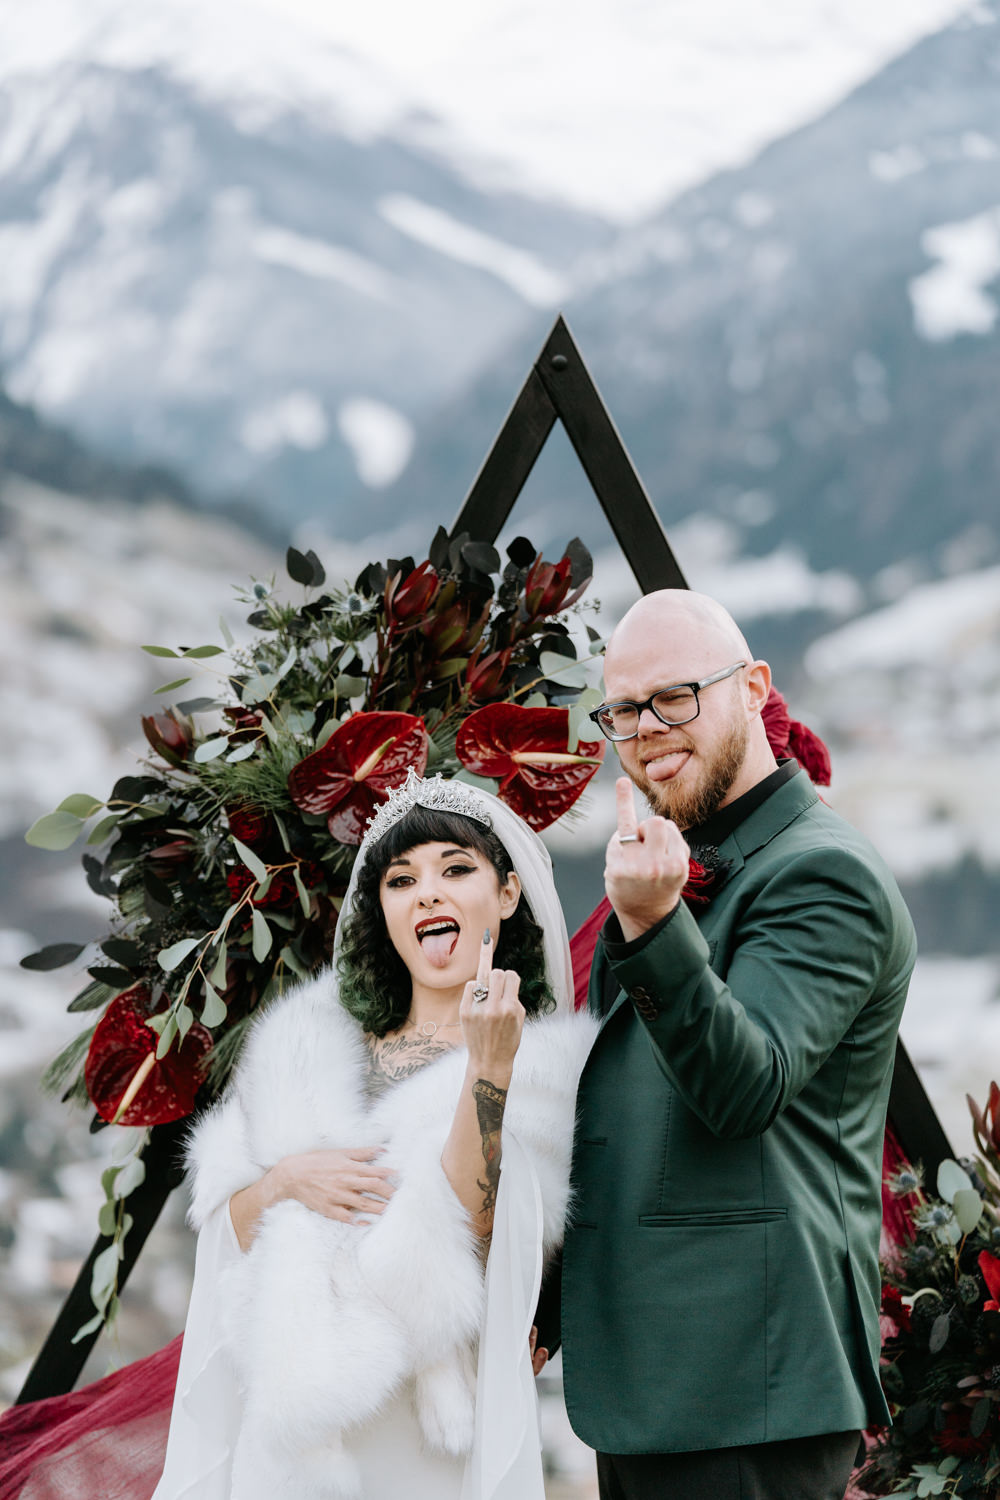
[[588, 661, 748, 742]]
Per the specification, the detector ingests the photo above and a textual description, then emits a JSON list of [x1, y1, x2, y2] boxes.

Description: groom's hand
[[605, 778, 690, 942]]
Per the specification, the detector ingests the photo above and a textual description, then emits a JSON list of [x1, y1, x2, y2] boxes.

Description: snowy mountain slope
[[0, 0, 610, 528], [386, 1, 1000, 611]]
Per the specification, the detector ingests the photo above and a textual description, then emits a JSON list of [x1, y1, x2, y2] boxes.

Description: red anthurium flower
[[456, 704, 604, 832], [85, 984, 212, 1127], [979, 1250, 1000, 1311], [385, 560, 439, 626], [287, 712, 429, 845], [141, 710, 193, 768]]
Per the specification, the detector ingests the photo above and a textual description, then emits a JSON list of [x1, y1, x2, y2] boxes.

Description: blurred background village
[[1, 1, 999, 1492]]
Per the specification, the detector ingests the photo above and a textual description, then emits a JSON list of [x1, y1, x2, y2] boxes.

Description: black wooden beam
[[16, 1119, 187, 1404], [452, 317, 688, 594], [889, 1037, 953, 1179]]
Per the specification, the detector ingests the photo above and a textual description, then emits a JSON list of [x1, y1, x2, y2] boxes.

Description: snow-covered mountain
[[388, 0, 1000, 614], [0, 0, 973, 532], [0, 0, 611, 527]]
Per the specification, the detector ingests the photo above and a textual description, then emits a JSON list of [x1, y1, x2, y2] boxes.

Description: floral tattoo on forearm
[[472, 1078, 507, 1222]]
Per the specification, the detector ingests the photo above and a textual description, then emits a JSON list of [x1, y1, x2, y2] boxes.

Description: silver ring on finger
[[618, 832, 640, 845], [472, 983, 489, 1003]]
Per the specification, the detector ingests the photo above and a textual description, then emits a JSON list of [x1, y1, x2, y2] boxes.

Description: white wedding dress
[[152, 779, 596, 1500]]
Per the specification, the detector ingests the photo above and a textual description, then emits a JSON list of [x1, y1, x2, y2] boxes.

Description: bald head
[[605, 591, 752, 690], [602, 589, 776, 826]]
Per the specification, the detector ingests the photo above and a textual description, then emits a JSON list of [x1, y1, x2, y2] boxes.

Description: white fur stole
[[185, 974, 597, 1499]]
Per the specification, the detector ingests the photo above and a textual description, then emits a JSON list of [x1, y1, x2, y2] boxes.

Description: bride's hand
[[271, 1146, 396, 1223], [460, 929, 525, 1083]]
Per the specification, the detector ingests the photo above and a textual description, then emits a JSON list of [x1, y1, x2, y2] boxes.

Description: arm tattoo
[[472, 1078, 508, 1222]]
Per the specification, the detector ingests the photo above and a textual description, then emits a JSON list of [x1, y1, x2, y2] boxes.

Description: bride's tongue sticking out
[[418, 921, 460, 969]]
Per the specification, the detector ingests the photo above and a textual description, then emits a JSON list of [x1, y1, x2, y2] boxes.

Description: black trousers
[[596, 1430, 861, 1500]]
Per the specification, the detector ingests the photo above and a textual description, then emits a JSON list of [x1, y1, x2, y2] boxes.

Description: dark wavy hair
[[336, 804, 555, 1037]]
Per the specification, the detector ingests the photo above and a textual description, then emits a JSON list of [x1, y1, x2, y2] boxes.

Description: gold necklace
[[405, 1015, 462, 1038]]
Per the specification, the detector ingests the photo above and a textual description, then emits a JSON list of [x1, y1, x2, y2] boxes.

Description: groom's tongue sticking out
[[603, 591, 776, 831]]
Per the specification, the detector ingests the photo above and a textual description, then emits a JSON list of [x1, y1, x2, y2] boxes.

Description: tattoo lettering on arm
[[472, 1078, 508, 1221]]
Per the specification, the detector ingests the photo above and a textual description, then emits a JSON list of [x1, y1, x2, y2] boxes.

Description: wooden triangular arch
[[18, 315, 949, 1406], [449, 313, 951, 1173]]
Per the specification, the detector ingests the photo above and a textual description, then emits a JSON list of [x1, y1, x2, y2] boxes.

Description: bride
[[152, 770, 597, 1500]]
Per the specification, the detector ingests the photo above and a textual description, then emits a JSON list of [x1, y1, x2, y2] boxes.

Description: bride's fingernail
[[483, 928, 491, 944]]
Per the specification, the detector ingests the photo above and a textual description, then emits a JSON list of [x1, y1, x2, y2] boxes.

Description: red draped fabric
[[0, 1338, 179, 1499], [0, 900, 915, 1498]]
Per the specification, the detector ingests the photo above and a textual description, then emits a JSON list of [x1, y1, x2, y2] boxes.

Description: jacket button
[[630, 986, 650, 1001]]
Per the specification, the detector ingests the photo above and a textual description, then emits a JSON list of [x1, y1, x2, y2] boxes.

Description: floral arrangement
[[856, 1085, 1000, 1498], [22, 528, 605, 1332]]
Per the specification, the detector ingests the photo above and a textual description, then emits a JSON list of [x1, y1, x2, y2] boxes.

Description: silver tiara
[[362, 768, 493, 848]]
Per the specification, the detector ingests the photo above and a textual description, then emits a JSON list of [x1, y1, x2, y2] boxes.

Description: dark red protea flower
[[85, 984, 212, 1126], [465, 645, 513, 701], [761, 687, 831, 787], [385, 559, 440, 626], [455, 703, 604, 831], [521, 552, 589, 622], [223, 705, 266, 743], [141, 710, 193, 768], [287, 711, 430, 844], [969, 1082, 1000, 1159]]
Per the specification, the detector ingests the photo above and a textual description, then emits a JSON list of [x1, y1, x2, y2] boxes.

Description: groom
[[558, 590, 915, 1500]]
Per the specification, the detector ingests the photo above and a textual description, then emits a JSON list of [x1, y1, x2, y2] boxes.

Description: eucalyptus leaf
[[86, 813, 121, 845], [115, 1155, 146, 1199], [57, 793, 104, 818], [101, 1165, 122, 1197], [452, 770, 499, 794], [278, 944, 310, 980], [25, 811, 85, 850], [232, 838, 268, 884], [155, 1015, 178, 1059], [98, 1201, 118, 1236], [539, 651, 589, 686], [141, 645, 179, 658], [937, 1158, 973, 1202], [953, 1187, 984, 1234], [90, 1243, 120, 1306], [334, 674, 365, 697], [175, 697, 220, 714], [292, 865, 311, 919], [226, 742, 257, 763], [20, 942, 85, 972], [181, 644, 225, 659], [71, 1310, 106, 1343], [928, 1311, 951, 1353], [176, 1003, 195, 1041], [253, 871, 273, 902], [521, 692, 547, 709], [101, 938, 143, 967], [193, 736, 230, 763], [201, 983, 228, 1027], [154, 676, 192, 695], [971, 1396, 992, 1438], [209, 940, 228, 989], [283, 709, 315, 735], [273, 815, 291, 853], [251, 909, 272, 962], [158, 936, 202, 972], [219, 615, 235, 648]]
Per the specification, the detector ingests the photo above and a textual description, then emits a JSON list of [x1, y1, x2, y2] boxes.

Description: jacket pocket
[[638, 1207, 788, 1227]]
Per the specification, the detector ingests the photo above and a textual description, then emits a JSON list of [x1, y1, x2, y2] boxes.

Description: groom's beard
[[637, 716, 749, 831]]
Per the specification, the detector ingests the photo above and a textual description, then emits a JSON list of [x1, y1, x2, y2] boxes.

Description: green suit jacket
[[560, 770, 916, 1455]]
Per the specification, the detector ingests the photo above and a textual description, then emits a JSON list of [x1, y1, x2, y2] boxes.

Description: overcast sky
[[256, 0, 971, 218]]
